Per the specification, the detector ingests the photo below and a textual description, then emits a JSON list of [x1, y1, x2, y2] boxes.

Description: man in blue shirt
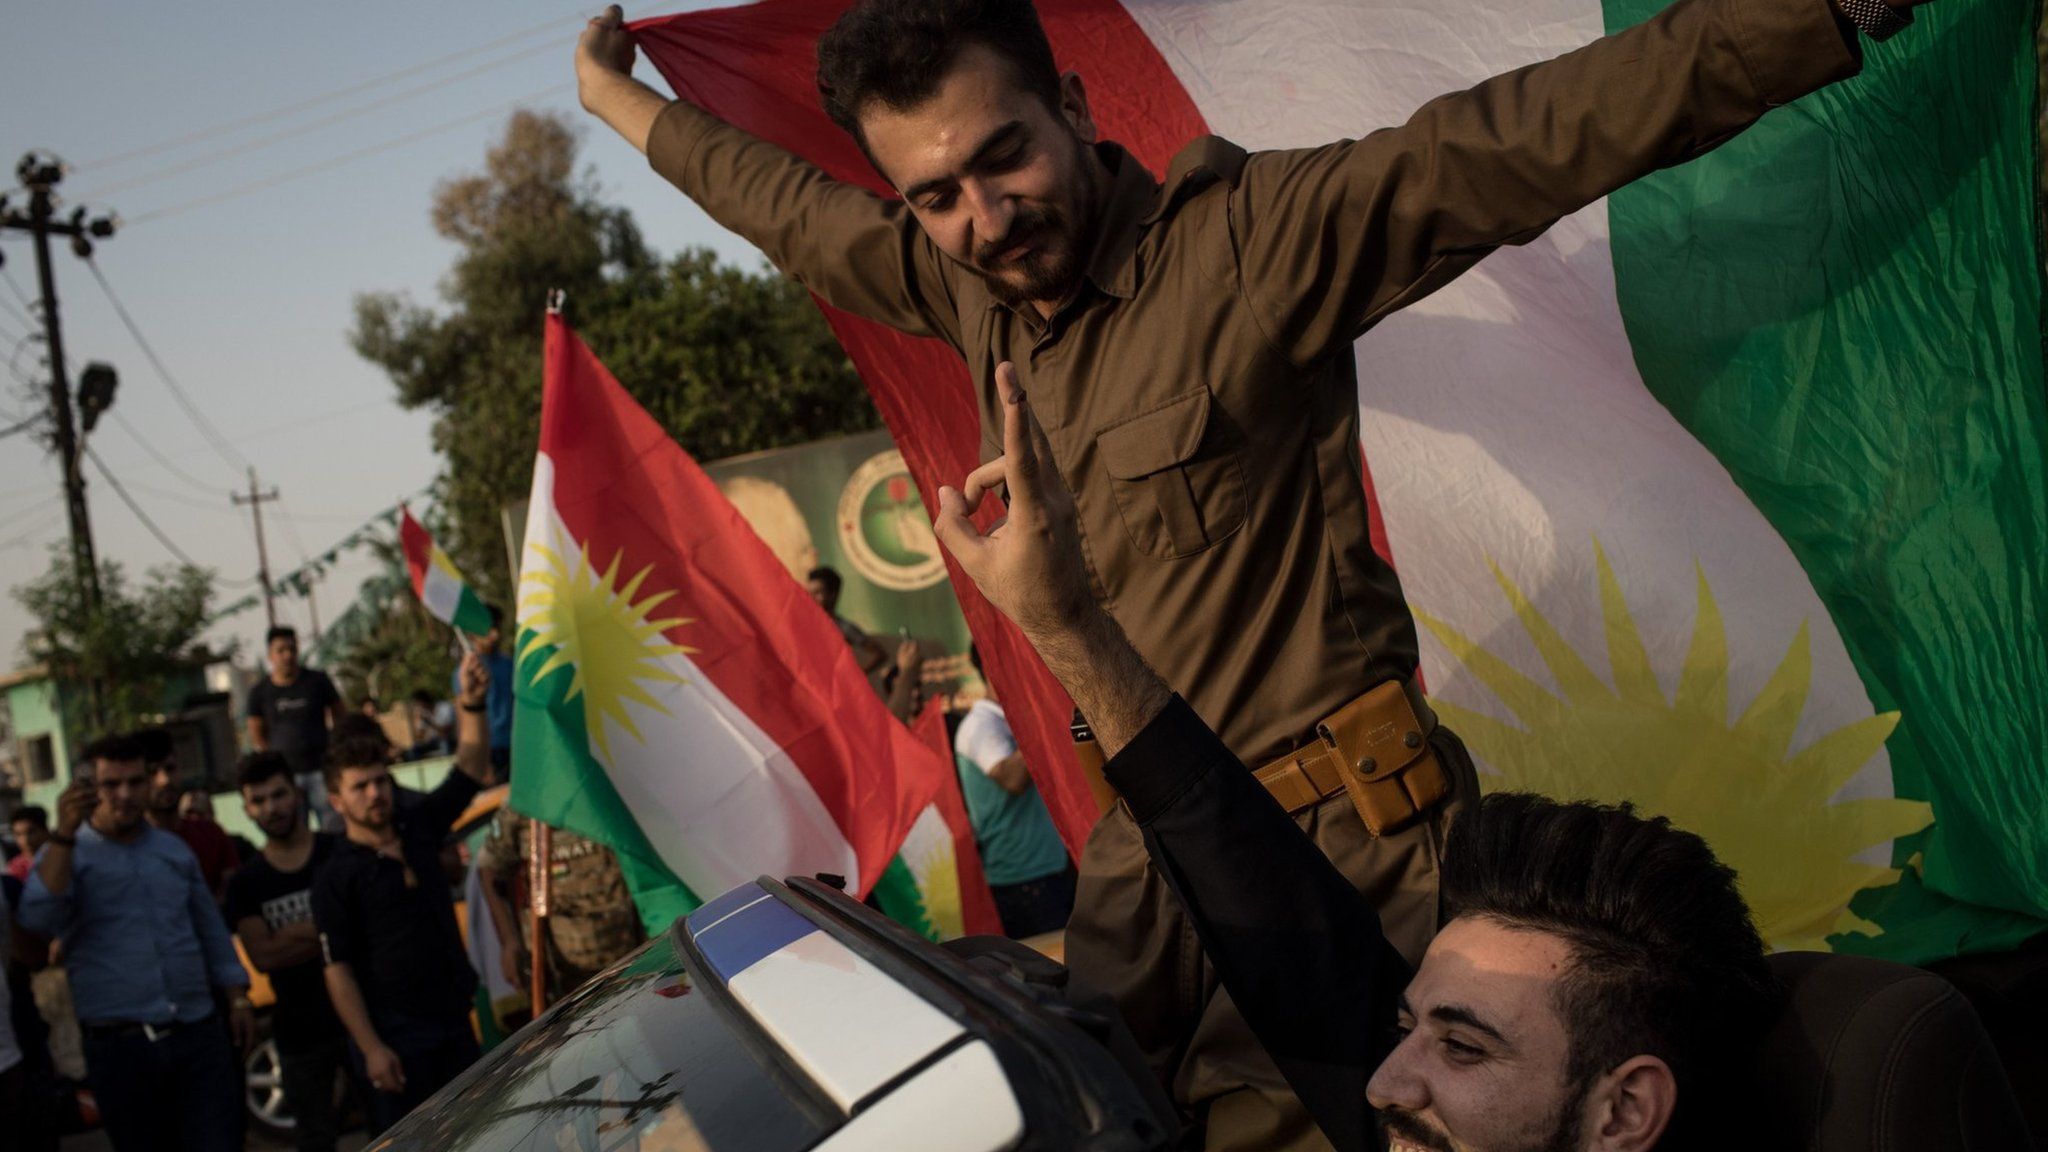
[[452, 605, 515, 776], [19, 733, 254, 1152]]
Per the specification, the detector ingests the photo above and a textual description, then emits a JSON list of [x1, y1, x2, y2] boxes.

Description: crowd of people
[[567, 0, 2012, 1145], [2, 0, 2027, 1146], [0, 617, 648, 1152]]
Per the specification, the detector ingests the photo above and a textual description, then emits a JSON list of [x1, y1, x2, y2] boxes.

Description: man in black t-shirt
[[246, 627, 346, 810], [312, 655, 493, 1137], [225, 753, 352, 1152]]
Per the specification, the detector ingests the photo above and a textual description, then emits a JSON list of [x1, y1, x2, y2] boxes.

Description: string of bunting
[[206, 493, 425, 624]]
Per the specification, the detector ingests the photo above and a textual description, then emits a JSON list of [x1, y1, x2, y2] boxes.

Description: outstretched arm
[[1241, 0, 1878, 366], [933, 365, 1405, 1151], [574, 6, 961, 344]]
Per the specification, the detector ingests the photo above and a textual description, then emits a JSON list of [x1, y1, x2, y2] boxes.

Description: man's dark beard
[[970, 202, 1085, 307], [965, 135, 1103, 308], [1376, 1091, 1586, 1152]]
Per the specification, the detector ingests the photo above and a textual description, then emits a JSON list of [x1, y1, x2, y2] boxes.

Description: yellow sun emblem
[[518, 541, 695, 759], [1416, 541, 1934, 953]]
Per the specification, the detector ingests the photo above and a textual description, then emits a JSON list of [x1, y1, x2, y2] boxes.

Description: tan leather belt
[[1253, 677, 1449, 835]]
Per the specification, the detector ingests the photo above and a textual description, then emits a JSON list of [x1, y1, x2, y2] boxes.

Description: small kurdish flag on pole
[[399, 506, 492, 636], [511, 311, 985, 935]]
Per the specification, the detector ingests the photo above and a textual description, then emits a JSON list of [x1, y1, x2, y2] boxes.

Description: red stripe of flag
[[398, 505, 435, 603]]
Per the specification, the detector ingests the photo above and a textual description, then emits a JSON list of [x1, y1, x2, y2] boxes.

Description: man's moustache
[[1377, 1110, 1457, 1152], [974, 212, 1053, 268]]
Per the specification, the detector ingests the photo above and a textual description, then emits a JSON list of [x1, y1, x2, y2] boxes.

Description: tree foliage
[[350, 109, 877, 612], [14, 548, 219, 733]]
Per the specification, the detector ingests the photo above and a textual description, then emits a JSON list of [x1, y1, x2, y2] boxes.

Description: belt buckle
[[142, 1021, 166, 1042]]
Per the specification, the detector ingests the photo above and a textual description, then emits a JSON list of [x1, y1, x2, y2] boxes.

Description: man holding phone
[[18, 736, 254, 1152]]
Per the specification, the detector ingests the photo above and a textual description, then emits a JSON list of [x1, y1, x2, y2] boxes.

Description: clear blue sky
[[0, 1, 760, 673]]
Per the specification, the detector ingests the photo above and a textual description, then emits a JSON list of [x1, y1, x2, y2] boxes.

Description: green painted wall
[[11, 678, 75, 815]]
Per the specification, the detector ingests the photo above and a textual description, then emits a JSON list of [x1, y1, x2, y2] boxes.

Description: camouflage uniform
[[476, 811, 644, 997]]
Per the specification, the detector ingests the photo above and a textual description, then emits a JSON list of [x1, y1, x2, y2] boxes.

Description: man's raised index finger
[[997, 362, 1042, 511]]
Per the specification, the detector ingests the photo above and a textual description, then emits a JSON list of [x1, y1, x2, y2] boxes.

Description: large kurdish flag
[[638, 0, 2046, 962], [512, 314, 980, 933]]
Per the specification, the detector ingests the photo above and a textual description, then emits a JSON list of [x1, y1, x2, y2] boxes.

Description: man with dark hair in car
[[312, 655, 494, 1136], [935, 372, 1780, 1151]]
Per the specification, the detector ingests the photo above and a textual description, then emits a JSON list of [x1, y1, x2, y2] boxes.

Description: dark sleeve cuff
[[1102, 695, 1241, 824]]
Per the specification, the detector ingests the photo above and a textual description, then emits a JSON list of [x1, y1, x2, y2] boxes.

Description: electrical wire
[[0, 268, 38, 317], [84, 444, 204, 567], [8, 335, 44, 389], [108, 411, 225, 495], [81, 254, 249, 472], [0, 512, 63, 552], [123, 84, 574, 227], [0, 493, 59, 530], [0, 292, 35, 334], [70, 12, 581, 172], [101, 474, 235, 514], [73, 40, 563, 201]]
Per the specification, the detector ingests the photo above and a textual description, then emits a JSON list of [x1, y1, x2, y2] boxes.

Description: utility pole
[[305, 579, 323, 646], [233, 468, 282, 629], [0, 153, 117, 612]]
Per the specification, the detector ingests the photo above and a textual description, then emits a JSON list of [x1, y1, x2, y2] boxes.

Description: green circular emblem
[[837, 450, 946, 592]]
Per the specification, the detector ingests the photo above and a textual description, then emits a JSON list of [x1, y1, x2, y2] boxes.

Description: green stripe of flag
[[511, 632, 700, 934], [1602, 0, 2048, 958], [451, 588, 494, 637]]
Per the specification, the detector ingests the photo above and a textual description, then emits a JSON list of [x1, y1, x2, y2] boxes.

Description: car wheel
[[246, 1035, 296, 1138]]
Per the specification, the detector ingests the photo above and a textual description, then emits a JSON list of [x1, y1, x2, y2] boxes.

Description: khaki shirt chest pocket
[[1094, 388, 1247, 560]]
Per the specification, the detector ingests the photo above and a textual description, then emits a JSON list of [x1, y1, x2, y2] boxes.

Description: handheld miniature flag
[[863, 698, 1001, 940], [511, 314, 956, 932], [635, 0, 2047, 962], [399, 506, 492, 636]]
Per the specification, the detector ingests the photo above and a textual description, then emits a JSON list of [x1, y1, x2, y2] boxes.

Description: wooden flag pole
[[528, 821, 552, 1014]]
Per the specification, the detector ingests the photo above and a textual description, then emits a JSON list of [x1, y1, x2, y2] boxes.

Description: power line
[[71, 13, 580, 172], [7, 334, 43, 388], [0, 292, 34, 334], [0, 493, 60, 531], [74, 40, 562, 201], [0, 267, 37, 315], [124, 84, 573, 226], [105, 474, 236, 514], [108, 410, 224, 495], [0, 512, 63, 552], [81, 254, 248, 471], [84, 443, 203, 567]]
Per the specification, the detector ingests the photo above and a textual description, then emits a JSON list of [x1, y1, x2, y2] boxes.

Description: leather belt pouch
[[1317, 679, 1449, 836]]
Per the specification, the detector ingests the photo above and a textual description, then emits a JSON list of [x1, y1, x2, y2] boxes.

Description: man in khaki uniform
[[475, 811, 644, 1001], [573, 0, 1909, 1144]]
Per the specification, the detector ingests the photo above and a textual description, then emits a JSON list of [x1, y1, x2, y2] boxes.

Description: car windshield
[[371, 940, 831, 1152]]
